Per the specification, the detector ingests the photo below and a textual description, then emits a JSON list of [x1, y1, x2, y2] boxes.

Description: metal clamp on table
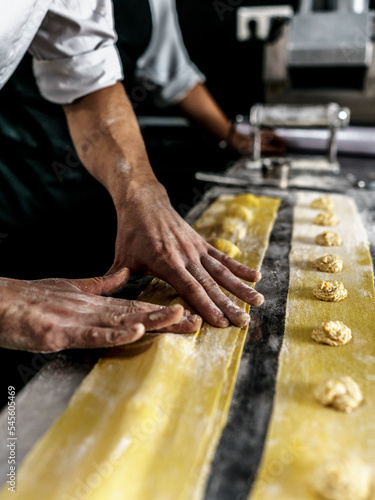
[[196, 102, 352, 192], [249, 102, 350, 172]]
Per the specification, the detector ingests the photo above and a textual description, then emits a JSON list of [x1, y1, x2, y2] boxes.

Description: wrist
[[230, 130, 252, 155], [103, 152, 160, 205], [112, 173, 169, 213], [218, 121, 252, 155], [218, 121, 236, 150]]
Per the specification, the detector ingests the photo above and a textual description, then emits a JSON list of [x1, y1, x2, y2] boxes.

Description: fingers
[[71, 297, 202, 334], [47, 283, 200, 336], [262, 144, 285, 156], [135, 304, 186, 330], [61, 304, 189, 350], [166, 267, 231, 328], [77, 304, 185, 331], [61, 323, 146, 350], [166, 264, 248, 328], [207, 246, 262, 283], [68, 268, 131, 296], [201, 254, 264, 307], [187, 262, 252, 327], [156, 248, 264, 328], [115, 300, 202, 333], [261, 131, 287, 155], [76, 289, 202, 333], [153, 312, 202, 333]]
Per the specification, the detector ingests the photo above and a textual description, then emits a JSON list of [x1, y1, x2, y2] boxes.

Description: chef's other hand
[[0, 268, 202, 353], [230, 128, 287, 157]]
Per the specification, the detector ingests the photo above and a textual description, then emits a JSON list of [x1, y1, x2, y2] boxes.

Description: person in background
[[0, 0, 284, 354]]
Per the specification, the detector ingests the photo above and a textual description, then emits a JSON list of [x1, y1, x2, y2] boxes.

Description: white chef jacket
[[135, 0, 205, 106], [0, 0, 204, 106]]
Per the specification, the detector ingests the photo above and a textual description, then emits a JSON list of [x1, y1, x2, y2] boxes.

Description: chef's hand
[[230, 128, 287, 157], [63, 83, 263, 329], [108, 182, 264, 328], [0, 268, 201, 353]]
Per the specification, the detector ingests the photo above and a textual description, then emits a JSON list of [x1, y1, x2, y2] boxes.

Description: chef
[[0, 0, 276, 353]]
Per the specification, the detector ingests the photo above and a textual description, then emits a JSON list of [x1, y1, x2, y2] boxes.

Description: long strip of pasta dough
[[0, 194, 280, 500], [249, 193, 375, 500]]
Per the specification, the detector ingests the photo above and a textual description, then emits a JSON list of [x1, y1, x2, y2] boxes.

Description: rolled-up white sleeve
[[135, 0, 206, 107], [29, 0, 123, 104]]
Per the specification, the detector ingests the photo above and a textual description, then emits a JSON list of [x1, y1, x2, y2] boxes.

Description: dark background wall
[[176, 0, 298, 118], [175, 0, 375, 118]]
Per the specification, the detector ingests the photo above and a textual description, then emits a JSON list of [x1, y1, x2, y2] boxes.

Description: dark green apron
[[0, 0, 152, 278]]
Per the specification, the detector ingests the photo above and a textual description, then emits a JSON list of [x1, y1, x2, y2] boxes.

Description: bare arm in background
[[177, 82, 286, 155]]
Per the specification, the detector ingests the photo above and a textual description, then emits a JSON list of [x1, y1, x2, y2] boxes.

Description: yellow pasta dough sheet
[[0, 194, 280, 500], [249, 193, 375, 500]]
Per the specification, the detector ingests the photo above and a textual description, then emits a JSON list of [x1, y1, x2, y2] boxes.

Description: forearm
[[177, 83, 250, 152], [63, 82, 163, 207], [177, 83, 231, 141]]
